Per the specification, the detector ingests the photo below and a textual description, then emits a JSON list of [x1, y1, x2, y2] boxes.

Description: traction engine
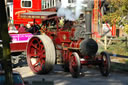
[[24, 1, 111, 78]]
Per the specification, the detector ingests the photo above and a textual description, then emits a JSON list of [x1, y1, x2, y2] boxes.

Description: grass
[[98, 37, 128, 57], [111, 62, 128, 72]]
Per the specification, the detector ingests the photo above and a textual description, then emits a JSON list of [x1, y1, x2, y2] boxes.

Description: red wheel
[[69, 52, 81, 78], [27, 34, 56, 74], [99, 51, 111, 76]]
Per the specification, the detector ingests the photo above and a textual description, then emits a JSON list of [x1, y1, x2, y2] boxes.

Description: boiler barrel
[[80, 38, 98, 57]]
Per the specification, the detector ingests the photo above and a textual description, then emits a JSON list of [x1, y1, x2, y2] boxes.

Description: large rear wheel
[[26, 34, 56, 74]]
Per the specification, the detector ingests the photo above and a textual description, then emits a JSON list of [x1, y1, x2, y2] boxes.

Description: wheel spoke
[[31, 43, 37, 49], [30, 38, 41, 50], [72, 61, 76, 67], [36, 43, 44, 52], [29, 54, 37, 57], [36, 49, 45, 59], [38, 49, 45, 55], [32, 58, 44, 72], [33, 59, 40, 67], [28, 49, 38, 58], [29, 38, 45, 71], [40, 59, 45, 66]]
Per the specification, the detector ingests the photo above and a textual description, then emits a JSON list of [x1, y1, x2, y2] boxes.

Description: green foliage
[[102, 0, 128, 26], [125, 60, 128, 64], [124, 24, 128, 34], [106, 38, 128, 55]]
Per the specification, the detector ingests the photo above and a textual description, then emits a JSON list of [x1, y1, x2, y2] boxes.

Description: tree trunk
[[0, 0, 13, 85]]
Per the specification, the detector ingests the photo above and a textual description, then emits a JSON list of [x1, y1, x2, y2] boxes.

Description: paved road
[[14, 65, 128, 85]]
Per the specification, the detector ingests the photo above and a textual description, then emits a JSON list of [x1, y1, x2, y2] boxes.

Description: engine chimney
[[85, 8, 92, 39], [80, 6, 98, 57]]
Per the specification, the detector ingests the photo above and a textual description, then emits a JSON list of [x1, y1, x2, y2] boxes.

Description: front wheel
[[99, 51, 111, 76], [69, 52, 81, 78]]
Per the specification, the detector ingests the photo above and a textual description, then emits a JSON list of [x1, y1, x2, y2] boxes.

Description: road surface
[[14, 65, 128, 85]]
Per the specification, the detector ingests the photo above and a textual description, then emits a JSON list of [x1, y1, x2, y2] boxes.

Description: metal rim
[[99, 51, 111, 76], [27, 34, 56, 74], [69, 52, 81, 78]]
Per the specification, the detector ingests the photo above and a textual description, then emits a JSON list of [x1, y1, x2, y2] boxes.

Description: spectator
[[26, 23, 32, 32], [63, 20, 73, 30], [8, 24, 18, 33], [18, 24, 26, 33], [8, 17, 13, 25], [26, 24, 40, 35]]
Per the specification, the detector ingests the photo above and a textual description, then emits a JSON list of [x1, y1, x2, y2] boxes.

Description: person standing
[[8, 24, 18, 33], [18, 24, 26, 33]]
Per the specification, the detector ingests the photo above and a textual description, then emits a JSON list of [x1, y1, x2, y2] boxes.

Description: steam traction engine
[[21, 9, 111, 78]]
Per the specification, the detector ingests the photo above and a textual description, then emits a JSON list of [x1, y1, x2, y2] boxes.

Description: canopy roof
[[20, 11, 57, 19]]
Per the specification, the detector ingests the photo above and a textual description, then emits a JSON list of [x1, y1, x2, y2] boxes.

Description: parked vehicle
[[0, 71, 25, 85], [7, 0, 57, 28]]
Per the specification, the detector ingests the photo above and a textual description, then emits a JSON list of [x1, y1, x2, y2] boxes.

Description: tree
[[0, 0, 13, 85], [102, 0, 128, 32]]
